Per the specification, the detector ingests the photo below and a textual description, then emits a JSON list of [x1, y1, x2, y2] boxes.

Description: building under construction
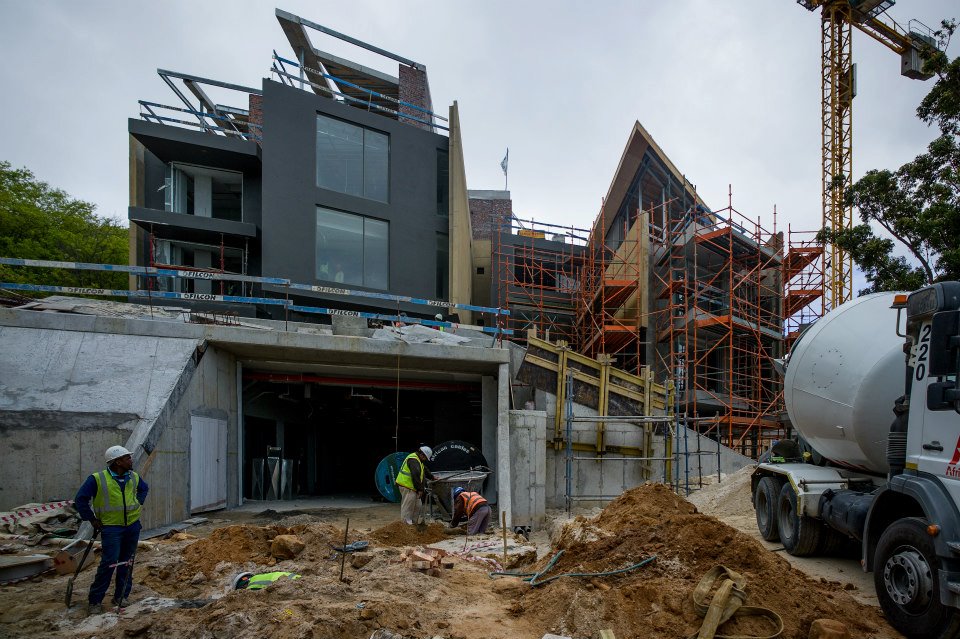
[[494, 123, 824, 454]]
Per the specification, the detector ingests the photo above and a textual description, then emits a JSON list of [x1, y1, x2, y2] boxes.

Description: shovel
[[64, 530, 99, 608], [416, 490, 430, 532]]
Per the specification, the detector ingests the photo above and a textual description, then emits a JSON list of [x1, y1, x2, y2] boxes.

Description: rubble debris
[[808, 619, 852, 639], [401, 547, 447, 577], [270, 534, 306, 559], [0, 487, 904, 639]]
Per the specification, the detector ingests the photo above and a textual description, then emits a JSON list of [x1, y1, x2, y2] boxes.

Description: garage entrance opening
[[241, 376, 482, 500]]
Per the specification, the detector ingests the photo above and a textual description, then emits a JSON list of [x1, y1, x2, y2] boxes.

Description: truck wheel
[[874, 518, 960, 639], [777, 482, 820, 556], [754, 476, 781, 541]]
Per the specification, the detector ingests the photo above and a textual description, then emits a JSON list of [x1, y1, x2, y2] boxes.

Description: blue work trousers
[[88, 522, 140, 605]]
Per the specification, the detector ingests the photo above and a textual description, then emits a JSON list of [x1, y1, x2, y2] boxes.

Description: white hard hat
[[233, 572, 254, 590], [105, 445, 132, 463], [418, 446, 433, 459]]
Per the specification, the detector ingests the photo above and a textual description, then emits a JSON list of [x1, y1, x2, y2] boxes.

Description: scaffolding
[[784, 225, 825, 347], [652, 190, 786, 455], [575, 199, 648, 373], [493, 217, 589, 346], [147, 229, 250, 297]]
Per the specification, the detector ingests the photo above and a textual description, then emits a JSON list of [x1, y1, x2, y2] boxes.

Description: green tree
[[819, 20, 959, 294], [0, 161, 128, 295]]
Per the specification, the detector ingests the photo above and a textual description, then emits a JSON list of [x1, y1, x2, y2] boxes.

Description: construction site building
[[495, 123, 806, 455], [127, 9, 477, 325]]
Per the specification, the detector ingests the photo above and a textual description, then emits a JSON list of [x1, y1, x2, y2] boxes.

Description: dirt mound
[[179, 523, 356, 575], [688, 465, 755, 518], [181, 525, 285, 575], [517, 484, 894, 639], [369, 520, 448, 546]]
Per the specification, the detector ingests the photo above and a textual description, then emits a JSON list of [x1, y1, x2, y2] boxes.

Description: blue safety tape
[[287, 283, 509, 316], [289, 304, 512, 336], [0, 258, 290, 285], [0, 282, 290, 307], [1, 258, 508, 316]]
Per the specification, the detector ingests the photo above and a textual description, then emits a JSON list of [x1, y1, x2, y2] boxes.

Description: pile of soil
[[516, 484, 896, 639], [181, 525, 287, 575], [688, 465, 755, 518], [369, 520, 448, 546]]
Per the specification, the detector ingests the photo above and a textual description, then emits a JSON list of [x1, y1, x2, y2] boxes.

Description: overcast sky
[[0, 0, 955, 243]]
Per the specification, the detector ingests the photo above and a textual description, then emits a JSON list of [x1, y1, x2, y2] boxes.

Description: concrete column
[[194, 250, 212, 294], [496, 362, 512, 529], [194, 174, 212, 218], [481, 376, 497, 502]]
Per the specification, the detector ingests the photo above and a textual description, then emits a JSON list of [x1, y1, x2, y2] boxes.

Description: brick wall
[[248, 93, 263, 143], [469, 196, 513, 241], [398, 65, 434, 131]]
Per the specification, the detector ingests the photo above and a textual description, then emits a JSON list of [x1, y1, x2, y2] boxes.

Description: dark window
[[316, 114, 389, 202], [476, 267, 485, 275], [165, 164, 242, 221], [316, 208, 389, 289], [437, 149, 449, 217], [436, 232, 449, 299]]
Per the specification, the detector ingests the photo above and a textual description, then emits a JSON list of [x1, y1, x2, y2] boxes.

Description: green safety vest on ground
[[395, 452, 422, 491], [91, 470, 142, 526], [248, 572, 301, 590]]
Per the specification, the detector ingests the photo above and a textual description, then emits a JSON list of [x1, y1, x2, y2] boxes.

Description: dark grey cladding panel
[[129, 207, 258, 242], [129, 119, 261, 173]]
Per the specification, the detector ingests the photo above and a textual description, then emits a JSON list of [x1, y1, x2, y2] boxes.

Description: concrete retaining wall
[[133, 345, 239, 530], [0, 326, 199, 519]]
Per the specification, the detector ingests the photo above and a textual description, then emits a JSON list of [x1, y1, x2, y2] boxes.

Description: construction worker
[[233, 571, 301, 590], [74, 445, 149, 615], [449, 487, 492, 535], [394, 445, 435, 525]]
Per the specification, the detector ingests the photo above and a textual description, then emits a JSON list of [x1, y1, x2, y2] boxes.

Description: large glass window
[[316, 114, 389, 202], [316, 208, 389, 289]]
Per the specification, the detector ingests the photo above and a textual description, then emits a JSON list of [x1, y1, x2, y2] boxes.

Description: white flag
[[500, 148, 509, 175]]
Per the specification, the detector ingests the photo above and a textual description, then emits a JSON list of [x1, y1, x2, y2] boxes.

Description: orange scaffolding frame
[[574, 199, 647, 373], [784, 225, 825, 347], [651, 190, 786, 454], [493, 217, 590, 346]]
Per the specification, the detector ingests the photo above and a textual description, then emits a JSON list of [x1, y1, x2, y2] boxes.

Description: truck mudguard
[[865, 473, 960, 606]]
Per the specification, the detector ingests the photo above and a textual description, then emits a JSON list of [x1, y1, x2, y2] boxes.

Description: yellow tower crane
[[797, 0, 936, 310]]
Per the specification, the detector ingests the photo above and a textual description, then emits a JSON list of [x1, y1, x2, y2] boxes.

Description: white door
[[190, 416, 227, 513]]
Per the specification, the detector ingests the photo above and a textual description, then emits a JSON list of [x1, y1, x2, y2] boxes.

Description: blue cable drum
[[374, 452, 409, 503]]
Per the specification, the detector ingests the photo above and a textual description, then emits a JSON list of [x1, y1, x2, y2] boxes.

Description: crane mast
[[798, 0, 935, 310]]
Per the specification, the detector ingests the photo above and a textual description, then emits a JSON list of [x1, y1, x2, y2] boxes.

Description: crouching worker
[[449, 487, 492, 535], [233, 571, 301, 590], [74, 445, 149, 615]]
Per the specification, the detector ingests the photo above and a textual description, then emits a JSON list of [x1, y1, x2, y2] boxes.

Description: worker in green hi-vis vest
[[394, 445, 435, 525], [232, 571, 301, 590]]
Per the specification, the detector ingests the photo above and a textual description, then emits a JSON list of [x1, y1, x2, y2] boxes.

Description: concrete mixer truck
[[752, 282, 960, 638]]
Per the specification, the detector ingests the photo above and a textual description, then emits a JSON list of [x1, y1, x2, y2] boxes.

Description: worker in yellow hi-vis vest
[[74, 445, 149, 616], [394, 446, 435, 525]]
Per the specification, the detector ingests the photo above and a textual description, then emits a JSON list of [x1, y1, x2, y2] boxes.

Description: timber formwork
[[652, 193, 786, 455], [492, 218, 589, 346]]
